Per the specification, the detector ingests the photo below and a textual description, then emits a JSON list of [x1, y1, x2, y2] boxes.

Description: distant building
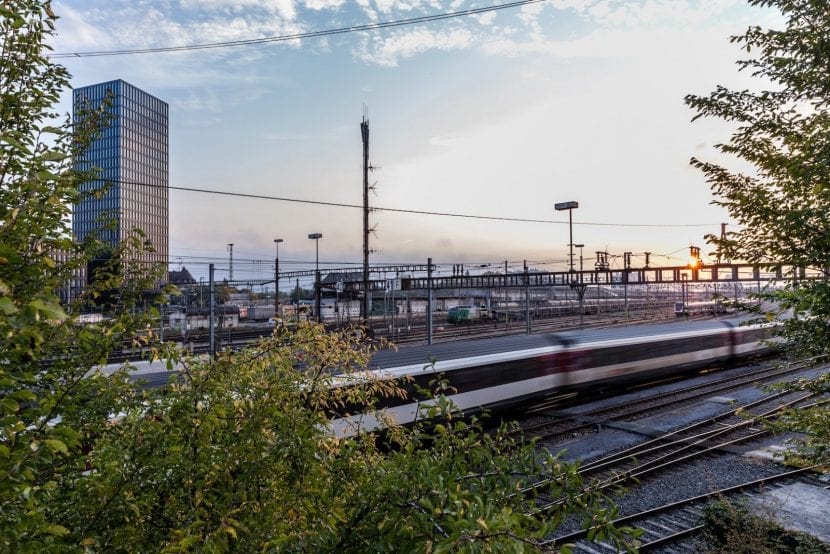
[[169, 306, 240, 331], [72, 79, 169, 280], [168, 266, 197, 286]]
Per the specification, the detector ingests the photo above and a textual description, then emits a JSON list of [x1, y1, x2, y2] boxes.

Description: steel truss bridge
[[230, 263, 822, 293]]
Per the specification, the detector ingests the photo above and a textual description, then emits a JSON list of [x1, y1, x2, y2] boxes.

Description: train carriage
[[331, 318, 776, 436], [103, 317, 777, 438]]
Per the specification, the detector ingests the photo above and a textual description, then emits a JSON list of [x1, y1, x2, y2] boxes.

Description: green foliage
[[686, 0, 830, 468], [0, 2, 632, 551], [53, 323, 629, 551], [0, 1, 161, 549], [702, 500, 830, 553], [686, 1, 830, 271]]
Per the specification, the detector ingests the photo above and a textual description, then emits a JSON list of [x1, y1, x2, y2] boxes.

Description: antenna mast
[[361, 109, 371, 323]]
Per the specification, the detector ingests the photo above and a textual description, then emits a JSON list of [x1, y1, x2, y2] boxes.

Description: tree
[[1, 2, 633, 551], [0, 1, 160, 548], [61, 324, 633, 551], [686, 0, 830, 466]]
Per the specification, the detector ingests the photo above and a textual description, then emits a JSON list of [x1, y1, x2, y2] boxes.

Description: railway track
[[567, 392, 817, 489], [521, 391, 816, 510], [514, 382, 827, 551], [544, 467, 817, 552], [515, 360, 809, 444]]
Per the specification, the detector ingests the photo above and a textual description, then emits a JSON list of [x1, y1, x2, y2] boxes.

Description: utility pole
[[274, 256, 290, 317], [209, 263, 215, 359], [624, 252, 632, 323], [427, 258, 433, 345], [595, 251, 609, 315], [524, 260, 531, 335], [718, 223, 728, 264], [361, 113, 371, 324], [274, 238, 283, 316], [227, 243, 234, 281]]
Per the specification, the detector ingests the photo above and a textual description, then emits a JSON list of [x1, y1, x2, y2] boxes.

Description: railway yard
[[511, 359, 830, 552], [112, 313, 830, 551]]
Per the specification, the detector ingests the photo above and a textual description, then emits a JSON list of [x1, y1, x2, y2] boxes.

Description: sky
[[50, 0, 780, 283]]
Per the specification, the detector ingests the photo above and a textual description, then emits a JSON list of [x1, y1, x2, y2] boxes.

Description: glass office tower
[[72, 79, 169, 274]]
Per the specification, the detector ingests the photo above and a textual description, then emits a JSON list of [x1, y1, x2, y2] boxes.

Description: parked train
[[446, 305, 491, 324], [674, 300, 732, 317], [330, 317, 776, 437], [463, 298, 677, 323]]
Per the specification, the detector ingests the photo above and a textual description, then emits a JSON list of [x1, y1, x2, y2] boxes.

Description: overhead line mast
[[361, 112, 371, 323]]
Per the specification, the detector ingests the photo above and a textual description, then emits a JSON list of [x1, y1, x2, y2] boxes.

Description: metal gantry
[[227, 262, 820, 294]]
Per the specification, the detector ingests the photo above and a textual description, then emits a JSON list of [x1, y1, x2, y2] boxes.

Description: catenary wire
[[52, 0, 549, 58], [98, 178, 718, 228]]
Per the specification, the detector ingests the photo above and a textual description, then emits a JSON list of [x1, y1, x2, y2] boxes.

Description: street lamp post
[[554, 201, 579, 274], [274, 238, 283, 316], [574, 244, 585, 274], [574, 243, 585, 327], [556, 201, 585, 328], [308, 233, 323, 323]]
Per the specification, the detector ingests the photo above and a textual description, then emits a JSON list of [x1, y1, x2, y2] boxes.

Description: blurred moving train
[[109, 317, 776, 438], [330, 317, 775, 436]]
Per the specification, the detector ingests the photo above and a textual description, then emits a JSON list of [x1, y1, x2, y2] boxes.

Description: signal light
[[689, 246, 703, 269]]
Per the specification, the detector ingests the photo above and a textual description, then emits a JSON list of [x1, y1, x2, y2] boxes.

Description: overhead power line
[[52, 0, 549, 58], [104, 178, 716, 228]]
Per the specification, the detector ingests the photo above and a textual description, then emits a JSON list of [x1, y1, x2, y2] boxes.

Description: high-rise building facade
[[72, 79, 169, 272]]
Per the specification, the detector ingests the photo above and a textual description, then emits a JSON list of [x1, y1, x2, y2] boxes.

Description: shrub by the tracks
[[66, 323, 632, 551], [701, 500, 830, 554], [686, 0, 830, 469]]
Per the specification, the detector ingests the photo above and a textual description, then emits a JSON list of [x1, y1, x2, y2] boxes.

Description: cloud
[[587, 0, 744, 28], [54, 0, 755, 72], [52, 4, 114, 50], [482, 16, 749, 62], [179, 0, 298, 19], [472, 11, 496, 26], [173, 90, 222, 113], [354, 27, 475, 66], [304, 0, 347, 10], [54, 0, 305, 55]]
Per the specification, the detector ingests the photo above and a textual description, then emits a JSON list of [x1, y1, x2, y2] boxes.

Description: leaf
[[0, 133, 27, 152], [29, 299, 66, 322], [37, 169, 59, 182], [1, 398, 20, 413], [44, 439, 69, 455], [0, 297, 17, 315], [9, 390, 36, 403], [44, 524, 70, 537], [41, 150, 67, 162]]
